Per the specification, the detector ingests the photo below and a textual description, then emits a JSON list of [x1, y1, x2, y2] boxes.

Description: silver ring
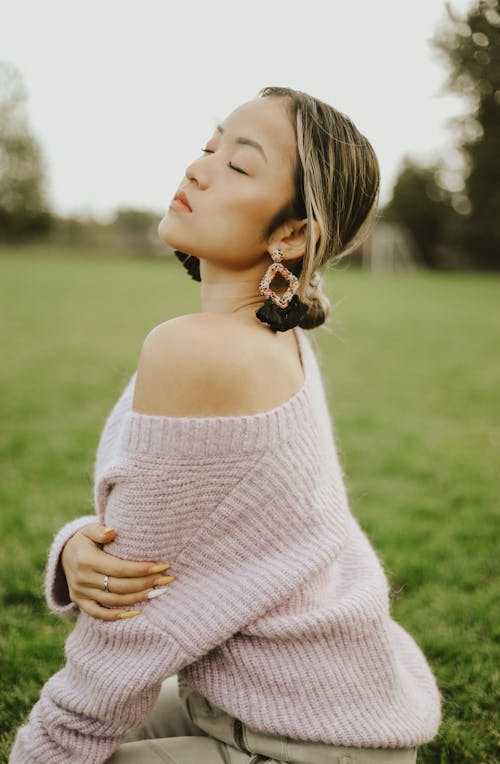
[[103, 574, 109, 593]]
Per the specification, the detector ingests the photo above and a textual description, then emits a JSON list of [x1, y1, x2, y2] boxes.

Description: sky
[[1, 0, 473, 222]]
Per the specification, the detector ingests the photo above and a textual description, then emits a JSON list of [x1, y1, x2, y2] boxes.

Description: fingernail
[[102, 527, 114, 535], [147, 587, 169, 599], [156, 575, 175, 585], [149, 563, 171, 574], [119, 610, 141, 619]]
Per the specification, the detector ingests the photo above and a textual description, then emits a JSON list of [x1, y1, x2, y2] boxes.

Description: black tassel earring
[[256, 249, 309, 332], [174, 250, 201, 282]]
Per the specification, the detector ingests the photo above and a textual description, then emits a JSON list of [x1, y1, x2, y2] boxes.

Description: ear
[[267, 217, 320, 262]]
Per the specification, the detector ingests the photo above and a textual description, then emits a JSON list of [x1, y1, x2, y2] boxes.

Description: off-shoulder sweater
[[9, 327, 442, 763]]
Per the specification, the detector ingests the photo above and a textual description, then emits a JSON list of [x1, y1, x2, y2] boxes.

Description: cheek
[[158, 174, 291, 258], [215, 187, 279, 239]]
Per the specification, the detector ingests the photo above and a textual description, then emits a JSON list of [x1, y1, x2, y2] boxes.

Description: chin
[[156, 215, 195, 252], [157, 215, 178, 248]]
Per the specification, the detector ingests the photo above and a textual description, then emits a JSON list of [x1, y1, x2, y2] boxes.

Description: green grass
[[1, 248, 498, 762]]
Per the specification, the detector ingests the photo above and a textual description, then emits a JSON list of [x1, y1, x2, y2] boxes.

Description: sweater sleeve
[[44, 514, 99, 615], [43, 371, 138, 616], [10, 402, 346, 763]]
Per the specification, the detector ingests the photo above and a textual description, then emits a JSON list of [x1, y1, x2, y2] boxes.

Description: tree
[[0, 60, 52, 239], [382, 1, 500, 270], [381, 157, 456, 268], [431, 0, 500, 268]]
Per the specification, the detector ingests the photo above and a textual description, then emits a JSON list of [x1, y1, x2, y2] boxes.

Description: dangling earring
[[256, 248, 309, 332], [174, 250, 201, 282]]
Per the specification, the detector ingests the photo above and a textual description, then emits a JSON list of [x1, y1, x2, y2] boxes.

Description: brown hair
[[259, 86, 381, 330]]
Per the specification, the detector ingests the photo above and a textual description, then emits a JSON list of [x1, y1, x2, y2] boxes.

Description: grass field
[[0, 248, 498, 762]]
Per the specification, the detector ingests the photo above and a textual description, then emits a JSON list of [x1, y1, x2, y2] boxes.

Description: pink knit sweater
[[10, 327, 441, 763]]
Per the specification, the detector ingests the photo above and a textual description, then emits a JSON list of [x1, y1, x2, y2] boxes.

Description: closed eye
[[200, 148, 247, 175]]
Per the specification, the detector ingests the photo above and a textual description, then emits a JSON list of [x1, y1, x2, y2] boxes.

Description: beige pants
[[107, 675, 418, 764]]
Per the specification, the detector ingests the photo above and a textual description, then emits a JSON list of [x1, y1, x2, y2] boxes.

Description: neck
[[198, 254, 290, 317], [199, 257, 266, 316]]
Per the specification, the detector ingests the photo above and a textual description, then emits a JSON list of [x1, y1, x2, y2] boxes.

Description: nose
[[185, 156, 209, 190]]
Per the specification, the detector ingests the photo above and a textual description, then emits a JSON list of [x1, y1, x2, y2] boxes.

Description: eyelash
[[200, 148, 247, 175]]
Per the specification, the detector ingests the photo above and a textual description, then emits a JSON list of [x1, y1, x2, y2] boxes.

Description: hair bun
[[299, 270, 330, 330]]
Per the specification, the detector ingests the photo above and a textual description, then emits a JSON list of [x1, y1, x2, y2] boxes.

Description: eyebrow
[[215, 123, 268, 163]]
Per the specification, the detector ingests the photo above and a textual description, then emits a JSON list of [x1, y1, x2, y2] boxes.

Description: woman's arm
[[45, 518, 174, 619], [10, 442, 334, 764], [60, 523, 174, 619], [44, 370, 139, 616], [44, 514, 102, 615]]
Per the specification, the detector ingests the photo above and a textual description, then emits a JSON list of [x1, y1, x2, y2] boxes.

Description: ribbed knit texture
[[10, 327, 442, 763]]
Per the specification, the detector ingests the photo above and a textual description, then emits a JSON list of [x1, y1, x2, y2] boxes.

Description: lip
[[171, 190, 192, 212]]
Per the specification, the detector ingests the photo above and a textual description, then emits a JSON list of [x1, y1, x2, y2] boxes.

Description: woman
[[10, 86, 441, 763]]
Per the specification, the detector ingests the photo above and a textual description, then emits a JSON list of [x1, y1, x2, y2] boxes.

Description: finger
[[76, 598, 142, 622], [76, 588, 158, 607], [93, 554, 172, 580], [84, 571, 174, 595], [81, 523, 116, 544]]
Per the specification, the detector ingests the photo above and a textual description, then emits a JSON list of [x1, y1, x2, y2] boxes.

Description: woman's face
[[158, 96, 297, 269]]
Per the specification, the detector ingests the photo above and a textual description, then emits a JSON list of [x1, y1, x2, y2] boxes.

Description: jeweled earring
[[174, 250, 201, 282], [256, 248, 309, 332]]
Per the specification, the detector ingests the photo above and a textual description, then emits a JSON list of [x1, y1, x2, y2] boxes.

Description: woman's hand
[[61, 523, 174, 621]]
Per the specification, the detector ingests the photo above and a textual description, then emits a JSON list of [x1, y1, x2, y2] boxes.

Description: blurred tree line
[[0, 60, 168, 257], [381, 0, 500, 269], [0, 61, 52, 239], [1, 0, 499, 267]]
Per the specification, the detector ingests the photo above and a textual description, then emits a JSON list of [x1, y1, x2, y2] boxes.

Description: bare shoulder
[[132, 313, 303, 418]]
